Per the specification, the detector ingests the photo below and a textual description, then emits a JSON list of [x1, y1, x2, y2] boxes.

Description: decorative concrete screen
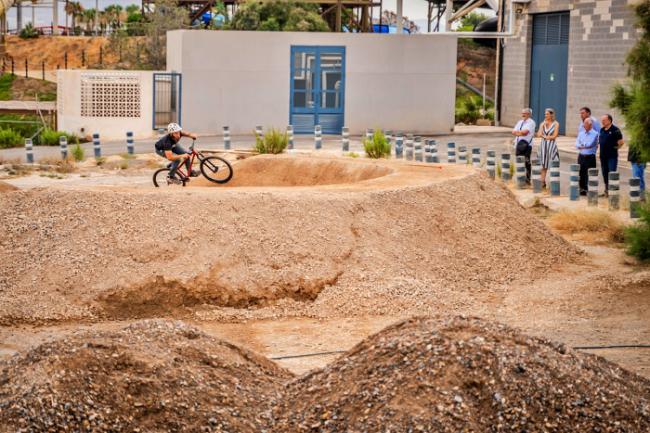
[[57, 70, 157, 140], [80, 72, 142, 118]]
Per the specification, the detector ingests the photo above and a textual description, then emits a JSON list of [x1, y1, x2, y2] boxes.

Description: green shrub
[[254, 128, 288, 154], [0, 74, 15, 101], [0, 113, 41, 136], [363, 129, 391, 159], [19, 23, 39, 39], [39, 129, 79, 146], [625, 200, 650, 260], [72, 143, 85, 161], [455, 93, 494, 125], [0, 128, 23, 148]]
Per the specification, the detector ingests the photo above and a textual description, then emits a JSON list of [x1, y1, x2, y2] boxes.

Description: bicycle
[[153, 139, 233, 187]]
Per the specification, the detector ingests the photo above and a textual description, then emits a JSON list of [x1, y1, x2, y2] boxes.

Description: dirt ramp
[[193, 154, 394, 187], [271, 316, 650, 432], [0, 320, 292, 432], [0, 181, 18, 193]]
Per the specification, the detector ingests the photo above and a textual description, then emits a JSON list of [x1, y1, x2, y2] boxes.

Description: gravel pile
[[0, 320, 291, 432], [0, 164, 580, 324], [271, 316, 650, 432], [2, 317, 648, 432]]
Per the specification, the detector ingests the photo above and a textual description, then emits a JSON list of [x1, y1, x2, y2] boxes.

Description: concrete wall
[[167, 30, 458, 135], [501, 0, 640, 135], [57, 70, 155, 140]]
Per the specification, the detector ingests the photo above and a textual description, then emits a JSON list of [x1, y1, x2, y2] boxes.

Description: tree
[[456, 11, 489, 32], [610, 1, 650, 160], [228, 1, 328, 32], [141, 0, 188, 69], [104, 4, 124, 32], [82, 8, 97, 35]]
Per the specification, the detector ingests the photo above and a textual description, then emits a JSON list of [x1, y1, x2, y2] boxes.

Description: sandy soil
[[0, 153, 649, 430]]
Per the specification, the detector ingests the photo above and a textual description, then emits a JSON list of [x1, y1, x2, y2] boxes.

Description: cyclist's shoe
[[167, 175, 182, 185], [190, 169, 200, 177]]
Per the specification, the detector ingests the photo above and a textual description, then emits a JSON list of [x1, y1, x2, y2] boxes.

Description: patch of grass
[[345, 152, 360, 158], [0, 113, 42, 138], [0, 74, 15, 101], [548, 209, 626, 244], [95, 157, 107, 166], [254, 128, 288, 154], [625, 200, 650, 261], [363, 130, 391, 159], [120, 153, 136, 160], [72, 144, 85, 162], [119, 161, 129, 170]]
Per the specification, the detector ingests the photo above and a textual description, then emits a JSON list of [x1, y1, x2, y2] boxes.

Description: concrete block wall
[[501, 0, 640, 136]]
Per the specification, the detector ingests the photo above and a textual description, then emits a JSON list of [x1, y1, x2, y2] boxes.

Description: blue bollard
[[341, 127, 349, 152], [286, 125, 294, 151], [472, 147, 481, 168], [588, 168, 598, 205], [223, 126, 231, 150], [486, 150, 496, 179], [92, 133, 100, 158], [550, 160, 561, 196], [458, 146, 467, 164], [395, 135, 404, 159], [569, 164, 579, 200], [25, 138, 34, 164], [608, 172, 620, 210], [447, 142, 456, 163], [630, 178, 641, 218], [126, 131, 134, 154], [531, 160, 542, 193], [515, 156, 526, 189], [314, 125, 322, 150], [501, 153, 511, 182], [59, 136, 68, 159]]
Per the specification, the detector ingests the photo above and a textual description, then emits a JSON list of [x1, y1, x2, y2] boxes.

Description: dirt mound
[[0, 181, 18, 193], [193, 154, 394, 187], [271, 316, 650, 432], [0, 162, 580, 324], [6, 35, 118, 69], [0, 320, 292, 432]]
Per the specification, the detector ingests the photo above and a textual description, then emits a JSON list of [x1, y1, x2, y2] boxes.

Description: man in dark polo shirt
[[599, 114, 625, 193]]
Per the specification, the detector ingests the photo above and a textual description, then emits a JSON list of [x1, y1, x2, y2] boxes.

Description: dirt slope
[[0, 320, 291, 432], [0, 156, 580, 324], [272, 316, 650, 432]]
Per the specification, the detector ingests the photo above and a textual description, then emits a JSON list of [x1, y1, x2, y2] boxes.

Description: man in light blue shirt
[[576, 118, 599, 195], [578, 106, 600, 135]]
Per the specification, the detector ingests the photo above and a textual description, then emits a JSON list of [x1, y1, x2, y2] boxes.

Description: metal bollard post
[[569, 164, 580, 201], [92, 133, 101, 158], [126, 131, 134, 155], [531, 160, 542, 193], [414, 137, 423, 162], [630, 178, 641, 219], [486, 150, 496, 179], [314, 125, 322, 149], [587, 168, 599, 205], [255, 126, 263, 140], [223, 126, 231, 150], [471, 148, 481, 168], [431, 140, 439, 163], [405, 135, 414, 161], [341, 127, 349, 152], [608, 172, 620, 211], [424, 140, 432, 163], [385, 130, 393, 145], [458, 146, 467, 164], [395, 135, 404, 159], [501, 153, 511, 182], [25, 138, 34, 163], [59, 136, 68, 159], [515, 156, 526, 189], [287, 125, 294, 150], [550, 160, 561, 196], [447, 142, 456, 163]]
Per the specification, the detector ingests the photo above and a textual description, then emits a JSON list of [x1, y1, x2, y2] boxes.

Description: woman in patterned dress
[[536, 108, 560, 188]]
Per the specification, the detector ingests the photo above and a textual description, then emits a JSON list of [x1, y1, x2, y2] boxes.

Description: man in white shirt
[[512, 108, 536, 183]]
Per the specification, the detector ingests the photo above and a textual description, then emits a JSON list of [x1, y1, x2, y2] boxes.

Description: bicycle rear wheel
[[153, 168, 186, 187], [200, 156, 233, 184]]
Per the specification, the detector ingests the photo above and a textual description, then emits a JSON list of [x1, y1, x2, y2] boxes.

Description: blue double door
[[290, 46, 345, 134], [529, 12, 569, 135]]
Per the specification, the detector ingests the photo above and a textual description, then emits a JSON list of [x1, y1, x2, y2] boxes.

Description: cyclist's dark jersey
[[155, 134, 179, 153]]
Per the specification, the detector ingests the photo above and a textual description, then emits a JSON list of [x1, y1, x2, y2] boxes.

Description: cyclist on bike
[[155, 123, 199, 183]]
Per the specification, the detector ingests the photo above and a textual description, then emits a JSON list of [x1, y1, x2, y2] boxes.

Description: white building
[[57, 30, 458, 140]]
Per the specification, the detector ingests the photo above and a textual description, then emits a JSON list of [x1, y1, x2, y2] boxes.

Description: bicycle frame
[[170, 140, 204, 180]]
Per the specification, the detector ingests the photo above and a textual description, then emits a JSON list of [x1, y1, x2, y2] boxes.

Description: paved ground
[[1, 126, 647, 196]]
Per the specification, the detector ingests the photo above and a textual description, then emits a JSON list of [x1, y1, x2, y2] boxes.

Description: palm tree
[[104, 4, 123, 33], [68, 2, 84, 34], [82, 8, 96, 35]]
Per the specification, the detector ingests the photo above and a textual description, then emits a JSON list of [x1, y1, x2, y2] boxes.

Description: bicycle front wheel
[[153, 168, 186, 187], [200, 156, 233, 184]]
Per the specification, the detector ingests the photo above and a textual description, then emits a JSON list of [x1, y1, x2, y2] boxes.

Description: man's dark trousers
[[600, 157, 617, 190], [516, 145, 532, 182], [578, 154, 597, 193]]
